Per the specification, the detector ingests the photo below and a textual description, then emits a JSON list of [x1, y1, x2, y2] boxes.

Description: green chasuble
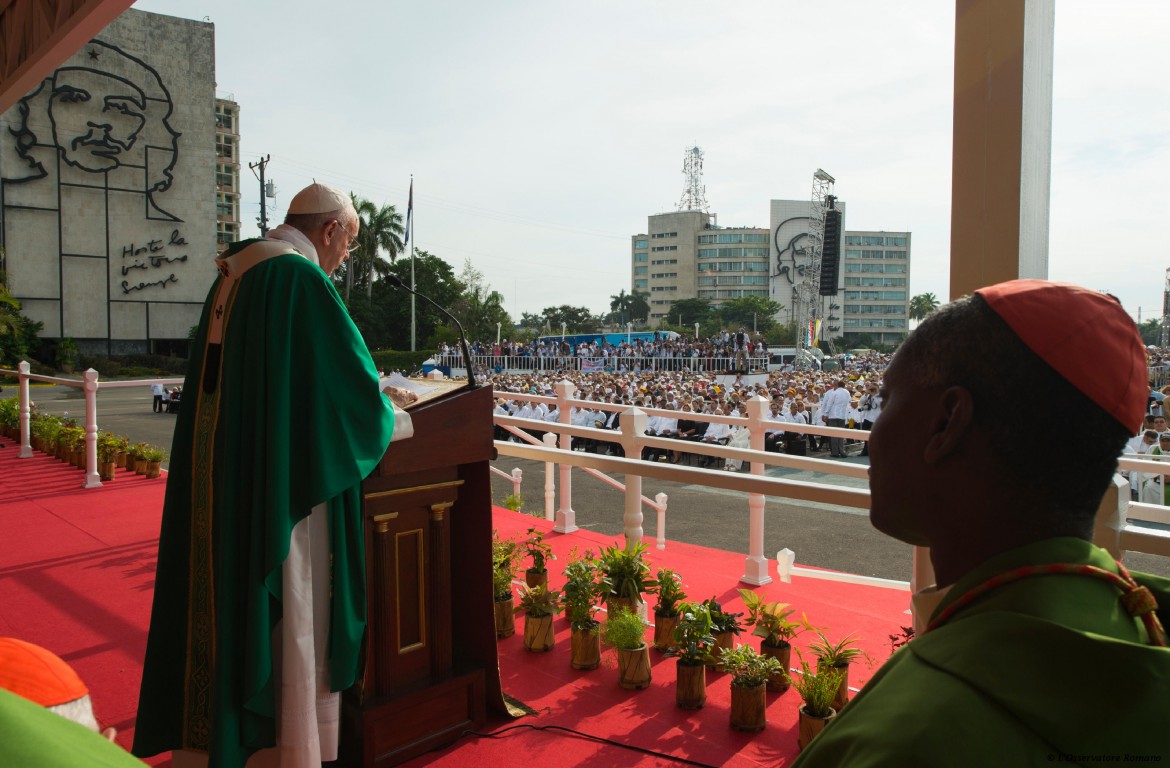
[[794, 538, 1170, 767], [0, 688, 145, 767], [133, 245, 395, 767]]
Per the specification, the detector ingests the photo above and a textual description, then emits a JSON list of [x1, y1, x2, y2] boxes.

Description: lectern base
[[340, 669, 485, 767]]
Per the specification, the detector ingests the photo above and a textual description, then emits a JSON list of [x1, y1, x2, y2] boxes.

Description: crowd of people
[[148, 383, 182, 414], [489, 358, 889, 467]]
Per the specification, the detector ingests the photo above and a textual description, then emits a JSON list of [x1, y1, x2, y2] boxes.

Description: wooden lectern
[[340, 384, 505, 766]]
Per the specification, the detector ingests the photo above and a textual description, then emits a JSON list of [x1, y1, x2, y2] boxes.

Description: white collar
[[266, 224, 319, 267]]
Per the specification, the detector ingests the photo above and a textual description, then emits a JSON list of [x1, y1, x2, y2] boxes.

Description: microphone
[[386, 275, 477, 389]]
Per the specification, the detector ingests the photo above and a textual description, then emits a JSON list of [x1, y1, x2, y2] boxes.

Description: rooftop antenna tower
[[1162, 268, 1170, 348], [796, 168, 835, 367], [678, 145, 709, 212]]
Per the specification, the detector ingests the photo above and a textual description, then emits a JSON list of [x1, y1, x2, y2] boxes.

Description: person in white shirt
[[150, 382, 166, 414], [764, 401, 788, 453], [819, 379, 851, 457]]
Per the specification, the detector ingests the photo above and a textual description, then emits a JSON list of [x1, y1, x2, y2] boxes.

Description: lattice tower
[[1162, 268, 1169, 348], [796, 169, 835, 366], [677, 146, 709, 212]]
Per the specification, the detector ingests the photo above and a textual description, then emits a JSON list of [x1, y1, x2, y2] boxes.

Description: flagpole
[[407, 176, 416, 352]]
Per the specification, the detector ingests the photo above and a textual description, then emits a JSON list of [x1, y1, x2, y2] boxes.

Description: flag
[[403, 178, 413, 249]]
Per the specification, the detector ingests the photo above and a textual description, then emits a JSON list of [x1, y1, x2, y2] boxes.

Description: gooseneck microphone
[[386, 275, 477, 389]]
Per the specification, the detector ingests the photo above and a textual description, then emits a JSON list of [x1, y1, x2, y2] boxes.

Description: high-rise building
[[630, 199, 912, 346], [215, 97, 241, 249], [632, 211, 769, 324]]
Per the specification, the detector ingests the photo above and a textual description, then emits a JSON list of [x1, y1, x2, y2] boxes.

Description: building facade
[[215, 97, 241, 249], [631, 200, 911, 346], [0, 9, 218, 354]]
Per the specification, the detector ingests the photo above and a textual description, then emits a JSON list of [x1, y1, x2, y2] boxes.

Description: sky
[[132, 0, 1170, 325]]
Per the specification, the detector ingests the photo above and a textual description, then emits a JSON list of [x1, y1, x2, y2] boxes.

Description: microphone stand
[[387, 276, 477, 389]]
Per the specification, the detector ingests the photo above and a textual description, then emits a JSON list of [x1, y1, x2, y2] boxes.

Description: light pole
[[496, 322, 501, 346], [626, 322, 632, 345], [561, 322, 566, 341], [694, 322, 700, 340]]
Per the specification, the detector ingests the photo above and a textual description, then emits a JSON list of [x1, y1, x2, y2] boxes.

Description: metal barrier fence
[[437, 353, 771, 374]]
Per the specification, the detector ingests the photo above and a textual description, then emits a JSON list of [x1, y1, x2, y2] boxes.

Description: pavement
[[21, 382, 1170, 582]]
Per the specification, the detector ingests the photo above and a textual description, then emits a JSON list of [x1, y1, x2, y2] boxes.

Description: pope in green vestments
[[133, 215, 395, 768], [0, 688, 145, 768], [793, 538, 1170, 767]]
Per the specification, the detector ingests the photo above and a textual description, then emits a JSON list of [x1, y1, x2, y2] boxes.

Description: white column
[[553, 379, 578, 533], [82, 369, 101, 488], [18, 361, 32, 458], [618, 407, 647, 546], [741, 395, 771, 585], [542, 431, 557, 524]]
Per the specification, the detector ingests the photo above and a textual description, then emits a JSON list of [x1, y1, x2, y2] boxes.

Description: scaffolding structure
[[795, 169, 835, 365], [1162, 268, 1169, 348], [678, 146, 709, 212]]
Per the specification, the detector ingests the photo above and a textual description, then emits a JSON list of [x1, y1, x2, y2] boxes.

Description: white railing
[[1, 361, 182, 488], [438, 353, 770, 374]]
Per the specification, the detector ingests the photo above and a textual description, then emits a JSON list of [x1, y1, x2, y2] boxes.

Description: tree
[[609, 289, 634, 325], [346, 250, 460, 350], [452, 259, 512, 343], [540, 305, 600, 334], [908, 292, 941, 322], [519, 312, 545, 330], [1139, 318, 1163, 347], [629, 290, 650, 323], [339, 194, 405, 302], [669, 298, 714, 328], [716, 296, 783, 332]]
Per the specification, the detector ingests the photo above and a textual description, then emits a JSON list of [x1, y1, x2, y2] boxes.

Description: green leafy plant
[[560, 549, 602, 630], [666, 600, 716, 666], [601, 605, 646, 651], [719, 643, 785, 688], [513, 584, 561, 618], [738, 588, 815, 647], [701, 597, 743, 636], [654, 568, 686, 617], [522, 527, 555, 574], [598, 540, 659, 601], [888, 625, 915, 653], [501, 492, 524, 512], [141, 445, 167, 463], [491, 530, 520, 601], [809, 630, 865, 667], [54, 337, 79, 371], [788, 655, 845, 717], [96, 432, 123, 463]]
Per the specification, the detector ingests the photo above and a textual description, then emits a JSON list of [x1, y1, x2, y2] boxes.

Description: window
[[845, 276, 906, 287], [742, 261, 768, 272], [844, 249, 861, 258], [698, 233, 765, 244], [634, 266, 647, 275], [844, 291, 906, 301], [634, 252, 648, 262], [885, 236, 907, 247], [651, 299, 672, 305], [844, 304, 906, 314], [698, 276, 716, 285], [216, 167, 234, 190], [862, 236, 885, 245], [651, 259, 678, 265], [634, 279, 648, 289], [743, 233, 768, 244], [861, 250, 884, 259], [844, 235, 863, 246], [651, 245, 678, 252], [651, 231, 678, 238], [652, 272, 678, 279], [634, 239, 648, 249], [698, 248, 718, 258], [885, 250, 907, 259], [743, 275, 768, 285], [651, 286, 679, 292]]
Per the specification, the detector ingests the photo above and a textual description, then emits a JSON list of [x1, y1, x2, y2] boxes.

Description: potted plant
[[514, 584, 560, 652], [54, 337, 79, 374], [788, 656, 845, 750], [739, 588, 815, 692], [809, 630, 865, 712], [501, 492, 524, 512], [130, 442, 150, 475], [522, 527, 555, 589], [601, 606, 651, 690], [701, 597, 743, 669], [561, 550, 602, 670], [666, 600, 716, 709], [142, 445, 167, 478], [598, 540, 658, 619], [652, 568, 686, 653], [492, 531, 519, 639], [719, 644, 785, 732], [96, 432, 120, 481]]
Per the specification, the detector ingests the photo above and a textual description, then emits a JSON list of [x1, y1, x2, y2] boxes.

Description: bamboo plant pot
[[146, 461, 162, 479], [797, 705, 837, 750], [710, 631, 736, 669], [569, 624, 601, 670], [675, 661, 706, 709], [524, 569, 548, 590], [616, 643, 652, 690], [494, 597, 515, 639], [99, 462, 116, 482], [134, 458, 148, 475], [729, 682, 767, 732], [819, 661, 850, 711], [523, 614, 554, 652], [760, 641, 792, 693], [652, 610, 679, 653]]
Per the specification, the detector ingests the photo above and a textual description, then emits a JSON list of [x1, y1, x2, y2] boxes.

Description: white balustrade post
[[554, 379, 578, 532], [510, 467, 523, 499], [655, 492, 668, 551], [618, 407, 647, 546], [909, 545, 935, 633], [18, 361, 32, 457], [542, 431, 556, 522], [82, 369, 101, 488], [741, 394, 771, 585]]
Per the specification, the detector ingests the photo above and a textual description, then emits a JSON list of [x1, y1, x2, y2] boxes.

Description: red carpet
[[0, 443, 911, 767]]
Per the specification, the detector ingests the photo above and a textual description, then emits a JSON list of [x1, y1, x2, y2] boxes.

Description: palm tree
[[349, 194, 405, 301], [629, 290, 650, 324], [610, 289, 634, 325], [908, 292, 940, 323]]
